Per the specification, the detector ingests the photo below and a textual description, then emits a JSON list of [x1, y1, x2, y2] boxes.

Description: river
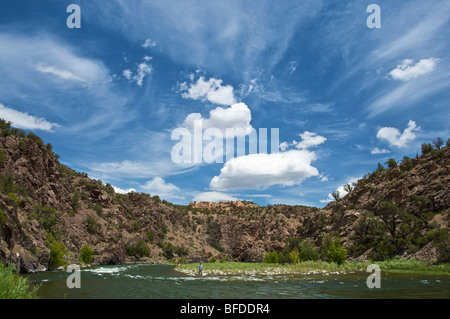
[[25, 264, 450, 299]]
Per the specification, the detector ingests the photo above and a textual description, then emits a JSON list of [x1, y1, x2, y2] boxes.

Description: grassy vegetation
[[177, 259, 450, 277], [0, 263, 39, 299]]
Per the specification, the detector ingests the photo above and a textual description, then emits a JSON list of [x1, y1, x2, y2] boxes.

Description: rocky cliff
[[0, 123, 448, 272]]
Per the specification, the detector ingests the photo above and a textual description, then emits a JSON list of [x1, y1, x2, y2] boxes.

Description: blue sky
[[1, 0, 449, 207]]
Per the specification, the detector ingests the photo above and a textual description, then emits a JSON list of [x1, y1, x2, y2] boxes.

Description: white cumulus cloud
[[388, 58, 438, 81], [0, 103, 60, 131], [142, 38, 157, 48], [140, 177, 181, 199], [184, 102, 253, 137], [192, 191, 238, 202], [210, 150, 320, 191], [370, 147, 390, 155], [376, 120, 420, 148], [112, 185, 136, 194], [294, 131, 327, 150], [122, 58, 152, 86], [181, 76, 236, 106]]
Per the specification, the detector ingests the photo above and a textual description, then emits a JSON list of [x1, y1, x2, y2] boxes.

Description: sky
[[0, 0, 449, 207]]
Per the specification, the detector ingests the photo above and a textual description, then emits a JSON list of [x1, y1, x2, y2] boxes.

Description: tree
[[432, 137, 444, 149], [79, 245, 94, 264], [378, 201, 401, 240], [421, 143, 433, 155], [385, 158, 397, 169], [401, 156, 414, 171], [343, 183, 354, 193], [327, 237, 347, 265], [376, 162, 385, 173], [331, 190, 340, 201]]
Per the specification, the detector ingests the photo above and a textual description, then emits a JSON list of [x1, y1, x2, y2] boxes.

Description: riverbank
[[176, 259, 450, 277], [0, 263, 39, 299]]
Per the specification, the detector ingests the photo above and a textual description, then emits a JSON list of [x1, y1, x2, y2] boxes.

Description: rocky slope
[[0, 123, 448, 272]]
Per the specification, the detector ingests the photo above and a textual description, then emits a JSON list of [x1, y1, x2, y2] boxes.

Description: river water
[[25, 264, 450, 299]]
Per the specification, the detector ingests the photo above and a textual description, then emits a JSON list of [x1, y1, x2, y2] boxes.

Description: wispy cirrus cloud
[[35, 63, 86, 82]]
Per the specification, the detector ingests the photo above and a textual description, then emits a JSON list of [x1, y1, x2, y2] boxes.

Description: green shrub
[[0, 149, 6, 166], [376, 162, 385, 173], [401, 156, 414, 171], [263, 251, 279, 263], [162, 242, 175, 260], [146, 230, 155, 243], [175, 245, 189, 257], [0, 173, 25, 195], [385, 158, 397, 169], [0, 263, 39, 299], [0, 119, 12, 136], [289, 250, 300, 264], [432, 137, 444, 149], [421, 143, 433, 155], [132, 220, 141, 232], [27, 132, 44, 147], [33, 204, 61, 239], [46, 233, 67, 269], [86, 215, 99, 234], [125, 240, 151, 258], [0, 208, 8, 223], [79, 245, 94, 264], [327, 237, 347, 265], [93, 203, 103, 217], [298, 240, 320, 261]]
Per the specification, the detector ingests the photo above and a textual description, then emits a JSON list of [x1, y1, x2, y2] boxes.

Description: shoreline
[[175, 260, 450, 277]]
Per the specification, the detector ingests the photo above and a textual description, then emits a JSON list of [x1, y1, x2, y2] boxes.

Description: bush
[[327, 237, 347, 265], [93, 204, 103, 217], [376, 162, 385, 173], [0, 263, 39, 299], [298, 240, 320, 261], [46, 234, 67, 269], [0, 149, 6, 166], [432, 137, 444, 149], [263, 251, 279, 263], [79, 245, 94, 264], [421, 143, 433, 155], [401, 156, 414, 171], [125, 240, 151, 258], [146, 230, 155, 243], [86, 215, 99, 234], [27, 132, 44, 147], [385, 158, 397, 169], [33, 204, 60, 237], [289, 250, 300, 264], [0, 173, 25, 195], [331, 190, 340, 201]]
